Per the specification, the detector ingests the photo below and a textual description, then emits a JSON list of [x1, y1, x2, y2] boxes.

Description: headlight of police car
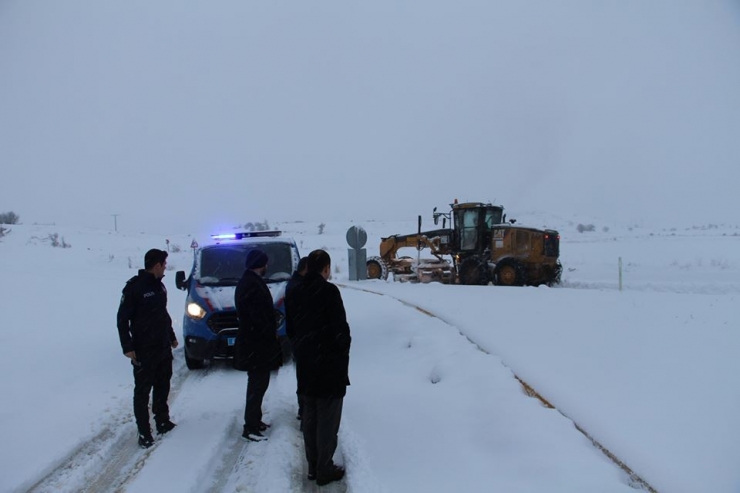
[[186, 302, 206, 320]]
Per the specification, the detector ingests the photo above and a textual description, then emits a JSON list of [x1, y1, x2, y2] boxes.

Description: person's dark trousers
[[244, 369, 271, 432], [132, 356, 173, 435], [292, 356, 303, 422], [301, 395, 344, 478]]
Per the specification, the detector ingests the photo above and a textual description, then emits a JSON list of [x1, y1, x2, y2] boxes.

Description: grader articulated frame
[[366, 201, 562, 286]]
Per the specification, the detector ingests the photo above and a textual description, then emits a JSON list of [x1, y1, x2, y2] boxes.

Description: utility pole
[[111, 214, 119, 232]]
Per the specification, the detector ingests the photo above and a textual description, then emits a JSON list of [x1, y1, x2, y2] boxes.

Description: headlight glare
[[186, 302, 206, 320]]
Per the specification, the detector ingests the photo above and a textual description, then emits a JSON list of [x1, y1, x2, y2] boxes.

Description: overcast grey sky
[[1, 0, 739, 233]]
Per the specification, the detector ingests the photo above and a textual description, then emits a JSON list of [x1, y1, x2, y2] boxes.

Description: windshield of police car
[[198, 242, 294, 285]]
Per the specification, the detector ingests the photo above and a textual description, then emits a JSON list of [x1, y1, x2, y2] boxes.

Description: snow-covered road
[[3, 222, 739, 492], [23, 285, 641, 493]]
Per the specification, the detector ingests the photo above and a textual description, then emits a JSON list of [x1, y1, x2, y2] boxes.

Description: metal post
[[618, 257, 623, 292], [416, 215, 422, 271], [190, 239, 199, 261], [346, 226, 368, 281], [111, 214, 119, 232]]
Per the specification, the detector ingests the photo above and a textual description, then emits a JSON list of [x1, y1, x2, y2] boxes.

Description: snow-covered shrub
[[48, 233, 71, 248], [318, 223, 326, 235], [29, 233, 71, 248], [0, 226, 9, 238], [0, 211, 19, 225], [577, 223, 595, 233], [242, 221, 271, 231], [710, 259, 730, 270]]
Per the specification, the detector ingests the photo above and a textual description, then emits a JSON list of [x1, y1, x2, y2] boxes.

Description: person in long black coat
[[285, 256, 308, 420], [285, 256, 308, 305], [234, 249, 282, 441], [285, 249, 351, 486]]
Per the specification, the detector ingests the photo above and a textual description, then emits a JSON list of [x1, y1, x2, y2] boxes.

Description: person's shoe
[[316, 465, 345, 486], [138, 433, 155, 449], [156, 420, 177, 435], [242, 429, 268, 442], [258, 421, 270, 431]]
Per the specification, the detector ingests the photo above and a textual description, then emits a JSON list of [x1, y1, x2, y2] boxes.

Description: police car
[[175, 231, 300, 369]]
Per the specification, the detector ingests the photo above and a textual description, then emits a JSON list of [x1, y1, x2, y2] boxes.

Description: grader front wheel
[[366, 256, 389, 280]]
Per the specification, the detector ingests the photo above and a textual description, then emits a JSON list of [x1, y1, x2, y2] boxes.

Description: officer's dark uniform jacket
[[286, 272, 351, 398], [234, 270, 282, 372], [117, 270, 176, 364]]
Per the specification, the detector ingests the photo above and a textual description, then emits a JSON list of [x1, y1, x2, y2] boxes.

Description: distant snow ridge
[[562, 279, 740, 295]]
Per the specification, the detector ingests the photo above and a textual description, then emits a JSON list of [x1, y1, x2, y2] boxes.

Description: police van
[[175, 231, 300, 369]]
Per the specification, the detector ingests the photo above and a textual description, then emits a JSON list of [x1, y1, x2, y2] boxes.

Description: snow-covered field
[[0, 215, 738, 493]]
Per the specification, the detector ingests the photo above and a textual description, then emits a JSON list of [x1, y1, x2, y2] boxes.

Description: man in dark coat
[[234, 249, 283, 441], [285, 256, 308, 303], [117, 248, 179, 448], [285, 256, 308, 421], [285, 249, 351, 486]]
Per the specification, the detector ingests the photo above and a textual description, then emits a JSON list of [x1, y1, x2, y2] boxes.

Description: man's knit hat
[[245, 249, 268, 270]]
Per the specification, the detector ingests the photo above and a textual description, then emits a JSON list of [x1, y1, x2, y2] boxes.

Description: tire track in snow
[[198, 418, 247, 493], [30, 358, 371, 493], [216, 365, 356, 493], [338, 283, 658, 493], [26, 360, 208, 493], [28, 331, 376, 492]]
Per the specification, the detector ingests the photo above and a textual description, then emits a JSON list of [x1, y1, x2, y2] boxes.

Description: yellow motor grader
[[366, 201, 562, 286]]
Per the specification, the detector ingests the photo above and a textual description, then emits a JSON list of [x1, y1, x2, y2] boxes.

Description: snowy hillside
[[2, 0, 739, 490], [0, 218, 738, 492]]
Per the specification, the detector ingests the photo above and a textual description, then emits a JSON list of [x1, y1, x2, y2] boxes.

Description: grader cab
[[366, 201, 562, 286]]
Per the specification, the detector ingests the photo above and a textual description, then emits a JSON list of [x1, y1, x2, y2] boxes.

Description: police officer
[[117, 248, 179, 448]]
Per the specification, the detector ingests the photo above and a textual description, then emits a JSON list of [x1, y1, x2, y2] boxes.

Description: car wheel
[[185, 350, 205, 370], [280, 336, 293, 365]]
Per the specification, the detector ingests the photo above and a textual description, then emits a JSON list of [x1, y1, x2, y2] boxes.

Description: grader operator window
[[485, 208, 503, 228], [460, 209, 479, 251]]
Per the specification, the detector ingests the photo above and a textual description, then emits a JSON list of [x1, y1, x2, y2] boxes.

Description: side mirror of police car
[[175, 271, 188, 291]]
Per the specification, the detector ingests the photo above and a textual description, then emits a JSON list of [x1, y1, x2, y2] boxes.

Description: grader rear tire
[[495, 260, 526, 286]]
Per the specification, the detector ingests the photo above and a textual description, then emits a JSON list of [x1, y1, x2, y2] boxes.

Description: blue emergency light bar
[[210, 231, 282, 241]]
